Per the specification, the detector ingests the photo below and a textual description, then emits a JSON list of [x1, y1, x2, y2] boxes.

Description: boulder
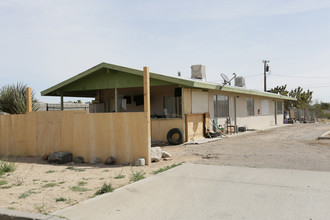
[[151, 147, 162, 162], [90, 157, 101, 165], [135, 158, 145, 166], [73, 156, 84, 164], [48, 152, 73, 164], [42, 154, 49, 161], [105, 156, 115, 165], [161, 151, 172, 159]]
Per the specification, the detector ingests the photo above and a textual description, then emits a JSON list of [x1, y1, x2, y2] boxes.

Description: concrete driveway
[[53, 163, 330, 220]]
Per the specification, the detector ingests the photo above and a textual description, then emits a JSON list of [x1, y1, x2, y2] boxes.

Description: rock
[[121, 162, 131, 166], [163, 157, 172, 161], [105, 156, 115, 165], [48, 152, 73, 164], [42, 154, 49, 161], [151, 147, 162, 162], [135, 158, 145, 166], [73, 156, 84, 164], [90, 157, 101, 165], [161, 151, 172, 159]]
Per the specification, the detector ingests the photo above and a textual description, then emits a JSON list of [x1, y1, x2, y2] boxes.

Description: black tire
[[167, 128, 184, 145]]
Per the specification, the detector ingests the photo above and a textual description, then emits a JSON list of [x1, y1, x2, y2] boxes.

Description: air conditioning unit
[[235, 76, 246, 87], [191, 65, 206, 81]]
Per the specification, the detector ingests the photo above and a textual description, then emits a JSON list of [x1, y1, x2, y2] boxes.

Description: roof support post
[[143, 66, 151, 165], [234, 96, 237, 127], [60, 95, 64, 111], [274, 101, 277, 125], [181, 87, 185, 140], [114, 88, 118, 112]]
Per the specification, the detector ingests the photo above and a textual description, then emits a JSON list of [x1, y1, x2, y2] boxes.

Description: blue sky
[[0, 0, 329, 103]]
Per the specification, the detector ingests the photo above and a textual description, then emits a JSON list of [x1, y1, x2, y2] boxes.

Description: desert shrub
[[94, 183, 114, 196]]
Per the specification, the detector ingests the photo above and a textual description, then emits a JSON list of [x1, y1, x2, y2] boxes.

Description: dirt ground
[[0, 123, 329, 214], [189, 123, 330, 171]]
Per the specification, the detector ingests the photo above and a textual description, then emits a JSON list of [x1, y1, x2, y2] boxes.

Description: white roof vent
[[235, 76, 246, 87], [191, 65, 206, 81]]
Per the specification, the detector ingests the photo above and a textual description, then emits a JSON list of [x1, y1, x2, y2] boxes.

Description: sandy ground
[[0, 123, 329, 214], [0, 149, 199, 214]]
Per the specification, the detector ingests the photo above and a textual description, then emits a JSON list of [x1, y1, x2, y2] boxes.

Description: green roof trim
[[41, 62, 296, 101]]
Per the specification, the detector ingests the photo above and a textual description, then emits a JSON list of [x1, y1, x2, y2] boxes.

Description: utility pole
[[263, 60, 270, 92]]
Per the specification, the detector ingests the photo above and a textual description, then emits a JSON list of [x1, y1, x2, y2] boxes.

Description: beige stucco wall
[[151, 118, 184, 141], [0, 111, 150, 164], [208, 90, 284, 130]]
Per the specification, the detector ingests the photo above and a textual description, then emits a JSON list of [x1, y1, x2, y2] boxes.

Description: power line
[[271, 74, 330, 79], [244, 74, 262, 78]]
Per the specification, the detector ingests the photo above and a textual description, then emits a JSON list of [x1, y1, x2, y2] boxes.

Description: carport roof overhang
[[41, 62, 296, 101]]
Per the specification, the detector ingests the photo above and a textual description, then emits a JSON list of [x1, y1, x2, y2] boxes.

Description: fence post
[[26, 87, 32, 113]]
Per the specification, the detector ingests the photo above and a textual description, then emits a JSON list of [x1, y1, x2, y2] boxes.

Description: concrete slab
[[53, 163, 330, 220], [318, 130, 330, 139]]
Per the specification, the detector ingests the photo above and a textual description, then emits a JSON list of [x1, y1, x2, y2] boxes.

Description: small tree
[[0, 82, 39, 114], [269, 84, 289, 96]]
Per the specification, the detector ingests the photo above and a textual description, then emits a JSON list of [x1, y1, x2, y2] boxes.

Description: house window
[[214, 95, 229, 117], [247, 98, 254, 116], [277, 101, 283, 114], [163, 96, 182, 118], [261, 99, 269, 115]]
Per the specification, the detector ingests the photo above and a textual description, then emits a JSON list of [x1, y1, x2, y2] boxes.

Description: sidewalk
[[52, 163, 330, 219]]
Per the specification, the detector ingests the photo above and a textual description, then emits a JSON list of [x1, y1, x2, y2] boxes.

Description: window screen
[[277, 101, 283, 114], [214, 95, 229, 117], [247, 98, 254, 116]]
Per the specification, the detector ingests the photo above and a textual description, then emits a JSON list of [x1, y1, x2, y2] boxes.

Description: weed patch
[[153, 163, 183, 174], [0, 156, 16, 176], [66, 166, 85, 172], [0, 179, 8, 186], [130, 170, 145, 182], [78, 181, 87, 186], [114, 174, 125, 179], [94, 183, 114, 196], [70, 186, 89, 192], [42, 183, 57, 188], [19, 189, 38, 199], [55, 197, 67, 202], [34, 203, 46, 214], [45, 170, 55, 173]]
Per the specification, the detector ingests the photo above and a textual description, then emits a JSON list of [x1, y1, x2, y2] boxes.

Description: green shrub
[[94, 183, 114, 196], [130, 170, 145, 182], [0, 156, 16, 175]]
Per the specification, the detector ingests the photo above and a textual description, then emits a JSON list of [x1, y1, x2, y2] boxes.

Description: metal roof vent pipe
[[191, 65, 206, 81]]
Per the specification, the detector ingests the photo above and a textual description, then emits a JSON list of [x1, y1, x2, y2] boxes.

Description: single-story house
[[41, 62, 296, 142]]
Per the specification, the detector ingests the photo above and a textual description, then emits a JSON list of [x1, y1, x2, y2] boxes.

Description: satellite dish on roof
[[220, 73, 236, 90], [220, 73, 230, 83]]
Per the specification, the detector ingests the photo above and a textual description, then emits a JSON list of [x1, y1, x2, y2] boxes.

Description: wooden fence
[[0, 111, 150, 164]]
